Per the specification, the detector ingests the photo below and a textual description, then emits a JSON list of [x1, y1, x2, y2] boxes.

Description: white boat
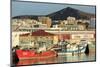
[[53, 40, 88, 55], [58, 44, 88, 55]]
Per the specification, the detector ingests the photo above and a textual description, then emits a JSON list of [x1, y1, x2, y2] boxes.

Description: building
[[88, 18, 96, 29], [58, 24, 86, 31], [12, 18, 48, 31], [57, 16, 90, 31], [12, 32, 19, 47], [70, 33, 95, 44], [52, 24, 59, 28], [67, 16, 77, 25], [19, 30, 58, 49], [38, 17, 52, 28]]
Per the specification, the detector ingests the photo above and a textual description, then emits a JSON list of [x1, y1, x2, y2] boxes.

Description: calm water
[[15, 44, 96, 66]]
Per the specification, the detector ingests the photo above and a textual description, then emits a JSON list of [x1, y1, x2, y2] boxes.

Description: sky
[[12, 1, 96, 17]]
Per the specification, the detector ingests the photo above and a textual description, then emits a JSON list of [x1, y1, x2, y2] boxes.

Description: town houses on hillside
[[12, 16, 95, 32]]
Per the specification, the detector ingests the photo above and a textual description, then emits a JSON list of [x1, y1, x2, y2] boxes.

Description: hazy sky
[[12, 1, 96, 17]]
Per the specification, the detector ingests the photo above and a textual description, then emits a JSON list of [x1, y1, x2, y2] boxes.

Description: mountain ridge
[[12, 7, 95, 20], [46, 7, 95, 20]]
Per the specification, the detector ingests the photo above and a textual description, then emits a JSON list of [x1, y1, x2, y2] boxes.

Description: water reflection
[[16, 53, 95, 65]]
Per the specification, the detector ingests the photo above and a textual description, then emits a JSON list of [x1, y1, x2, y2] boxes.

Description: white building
[[53, 24, 59, 28], [89, 18, 96, 28]]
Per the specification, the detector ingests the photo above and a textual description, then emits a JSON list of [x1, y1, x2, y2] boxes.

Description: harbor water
[[14, 44, 96, 66]]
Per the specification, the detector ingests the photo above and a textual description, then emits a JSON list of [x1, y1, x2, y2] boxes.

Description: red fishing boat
[[16, 49, 57, 60]]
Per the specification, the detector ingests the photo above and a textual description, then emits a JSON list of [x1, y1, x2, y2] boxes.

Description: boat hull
[[16, 50, 57, 60], [53, 44, 87, 55], [58, 47, 86, 55]]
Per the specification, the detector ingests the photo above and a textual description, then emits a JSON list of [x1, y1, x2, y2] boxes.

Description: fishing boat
[[15, 49, 57, 60], [52, 40, 88, 55], [15, 44, 57, 60], [15, 42, 57, 60], [13, 43, 57, 60], [58, 44, 87, 55]]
